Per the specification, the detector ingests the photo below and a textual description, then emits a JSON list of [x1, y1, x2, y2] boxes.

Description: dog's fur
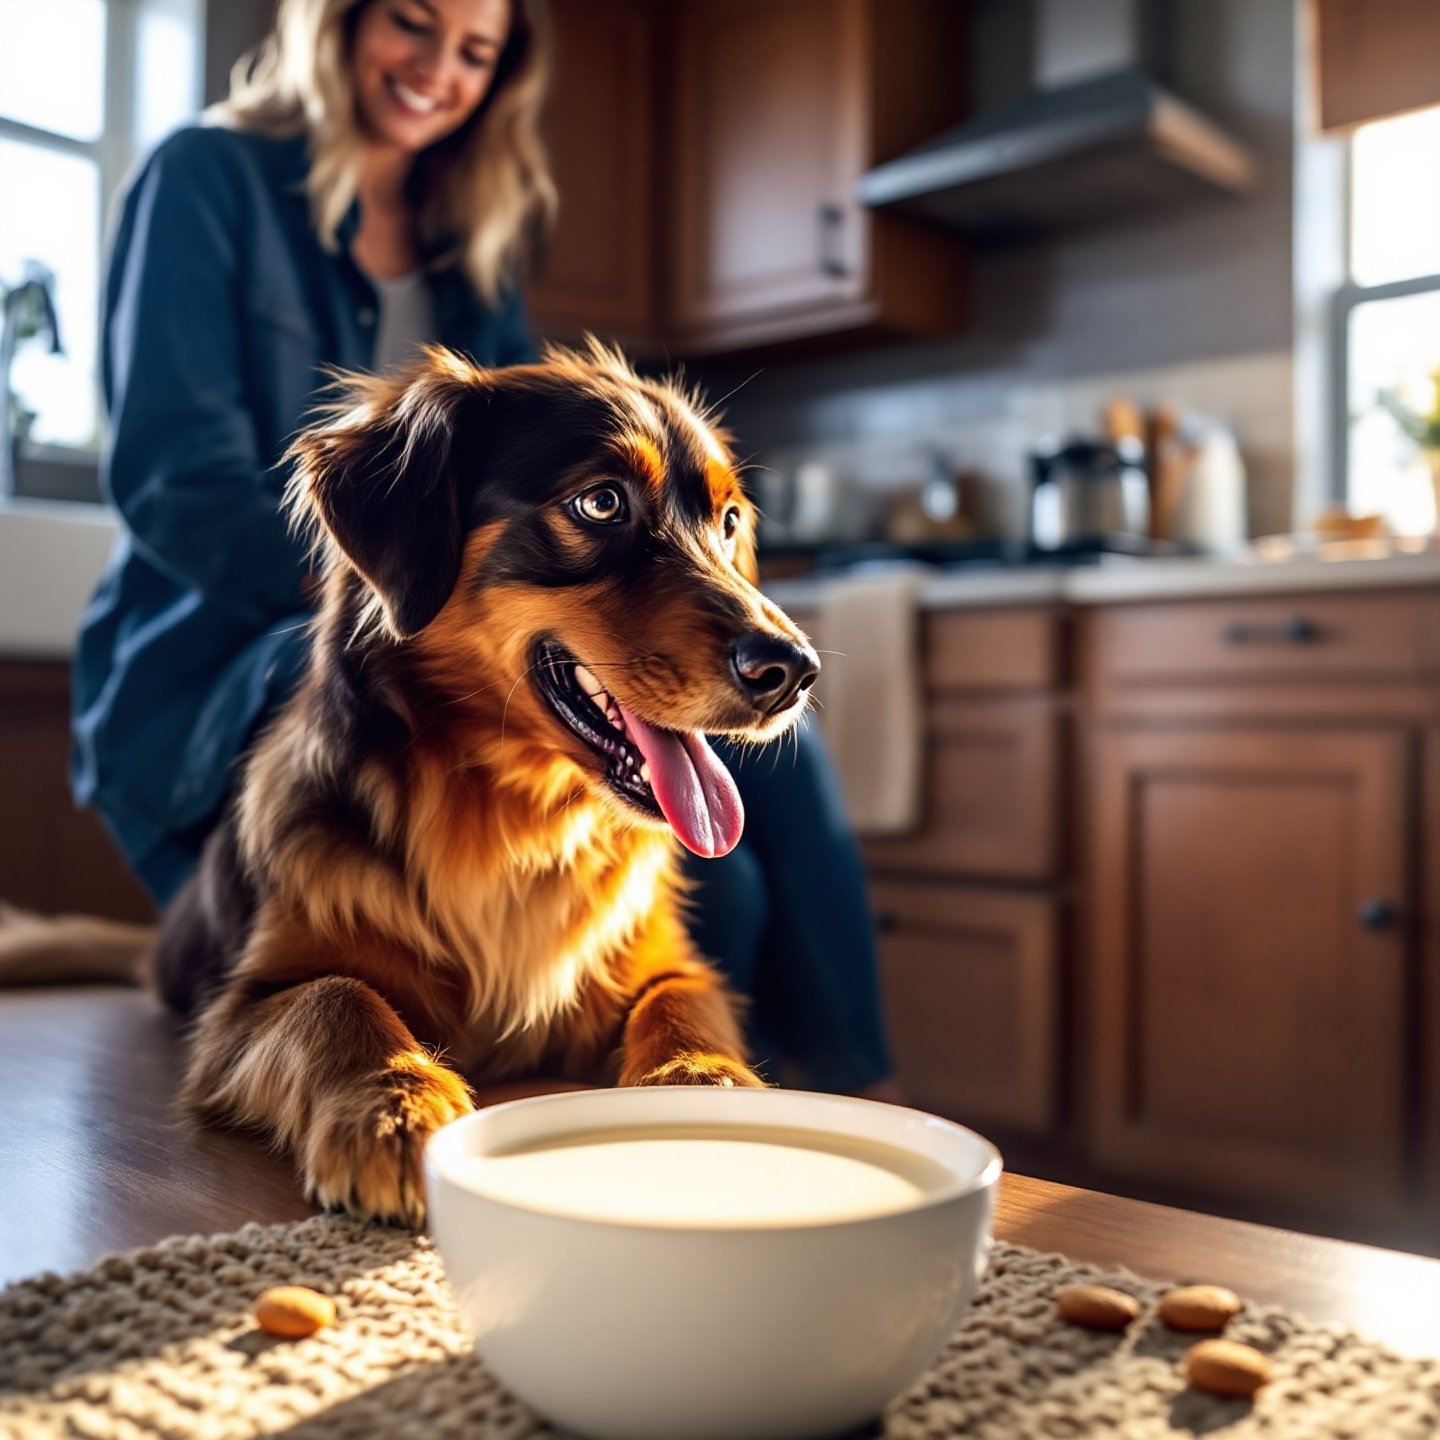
[[48, 342, 815, 1224]]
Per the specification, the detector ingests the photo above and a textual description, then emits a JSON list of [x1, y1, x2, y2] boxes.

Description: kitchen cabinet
[[531, 0, 969, 355], [872, 880, 1058, 1131], [790, 600, 1069, 1134], [527, 0, 660, 349], [789, 574, 1440, 1246], [0, 661, 154, 924], [667, 0, 967, 351], [861, 608, 1066, 1130], [860, 700, 1061, 880], [1087, 725, 1410, 1223], [1079, 587, 1440, 1238], [860, 607, 1066, 881]]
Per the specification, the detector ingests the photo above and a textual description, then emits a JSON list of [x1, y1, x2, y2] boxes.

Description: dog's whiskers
[[497, 657, 551, 761], [708, 368, 765, 415]]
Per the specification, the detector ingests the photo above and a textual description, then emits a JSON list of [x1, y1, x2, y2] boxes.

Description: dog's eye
[[722, 507, 741, 540], [572, 486, 628, 526]]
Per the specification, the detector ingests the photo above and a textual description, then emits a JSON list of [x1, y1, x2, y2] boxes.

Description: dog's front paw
[[627, 1052, 766, 1089], [300, 1060, 474, 1226]]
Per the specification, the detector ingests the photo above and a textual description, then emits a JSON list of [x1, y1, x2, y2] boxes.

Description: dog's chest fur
[[413, 779, 676, 1066], [240, 713, 677, 1075]]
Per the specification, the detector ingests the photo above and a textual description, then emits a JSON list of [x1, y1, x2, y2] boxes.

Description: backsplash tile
[[744, 349, 1294, 545]]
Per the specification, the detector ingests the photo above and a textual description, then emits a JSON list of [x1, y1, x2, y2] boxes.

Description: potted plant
[[0, 264, 61, 498], [1377, 371, 1440, 533]]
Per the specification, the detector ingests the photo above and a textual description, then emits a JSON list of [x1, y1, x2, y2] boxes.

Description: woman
[[73, 0, 898, 1097]]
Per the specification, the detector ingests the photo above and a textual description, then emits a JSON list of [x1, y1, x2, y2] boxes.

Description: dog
[[4, 342, 819, 1225]]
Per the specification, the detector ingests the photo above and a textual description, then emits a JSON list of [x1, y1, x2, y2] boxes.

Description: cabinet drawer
[[862, 699, 1062, 880], [1090, 591, 1440, 691], [782, 605, 1062, 695], [873, 881, 1059, 1132], [925, 608, 1063, 693]]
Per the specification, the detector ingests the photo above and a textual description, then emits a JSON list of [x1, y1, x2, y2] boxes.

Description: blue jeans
[[683, 722, 895, 1093]]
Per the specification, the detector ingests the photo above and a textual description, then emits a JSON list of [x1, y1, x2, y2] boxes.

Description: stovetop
[[761, 536, 1191, 575]]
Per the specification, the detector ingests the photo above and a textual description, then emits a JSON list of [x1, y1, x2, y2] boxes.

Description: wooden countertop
[[4, 986, 1440, 1358]]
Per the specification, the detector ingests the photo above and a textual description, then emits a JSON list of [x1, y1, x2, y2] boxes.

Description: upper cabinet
[[529, 0, 969, 357], [527, 0, 659, 349], [668, 0, 870, 339]]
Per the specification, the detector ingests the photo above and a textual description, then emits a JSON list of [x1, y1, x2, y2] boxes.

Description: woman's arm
[[103, 130, 312, 628]]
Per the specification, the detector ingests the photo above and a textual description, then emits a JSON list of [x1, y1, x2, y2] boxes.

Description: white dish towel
[[813, 571, 926, 835]]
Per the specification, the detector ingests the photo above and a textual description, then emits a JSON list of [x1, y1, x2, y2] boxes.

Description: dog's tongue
[[615, 703, 744, 858]]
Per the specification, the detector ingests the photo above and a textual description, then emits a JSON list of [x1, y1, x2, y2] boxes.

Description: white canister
[[1173, 421, 1248, 553]]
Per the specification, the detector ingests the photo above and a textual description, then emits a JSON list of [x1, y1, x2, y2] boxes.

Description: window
[[1339, 103, 1440, 533], [0, 0, 202, 458]]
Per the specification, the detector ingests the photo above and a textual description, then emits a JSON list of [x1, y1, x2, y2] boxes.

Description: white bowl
[[425, 1087, 1001, 1440]]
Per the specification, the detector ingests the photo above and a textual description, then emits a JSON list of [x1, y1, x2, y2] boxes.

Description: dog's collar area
[[533, 640, 662, 819]]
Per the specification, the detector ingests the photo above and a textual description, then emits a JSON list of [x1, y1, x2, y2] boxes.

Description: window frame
[[1, 0, 203, 478], [1332, 120, 1440, 506]]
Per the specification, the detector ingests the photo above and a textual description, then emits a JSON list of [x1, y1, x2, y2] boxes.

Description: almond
[[1159, 1284, 1242, 1332], [1056, 1283, 1142, 1331], [253, 1285, 337, 1338], [1183, 1338, 1272, 1398]]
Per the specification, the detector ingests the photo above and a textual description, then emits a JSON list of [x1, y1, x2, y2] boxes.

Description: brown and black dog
[[5, 342, 818, 1225]]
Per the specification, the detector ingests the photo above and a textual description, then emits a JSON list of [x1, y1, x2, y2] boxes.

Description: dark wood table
[[5, 986, 1440, 1359]]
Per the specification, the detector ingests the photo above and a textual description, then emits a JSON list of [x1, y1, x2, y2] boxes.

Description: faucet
[[0, 261, 64, 499]]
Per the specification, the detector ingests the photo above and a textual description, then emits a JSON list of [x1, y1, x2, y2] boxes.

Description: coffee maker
[[1029, 437, 1151, 554]]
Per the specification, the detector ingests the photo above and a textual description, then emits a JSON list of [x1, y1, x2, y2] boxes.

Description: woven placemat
[[3, 1214, 1439, 1439]]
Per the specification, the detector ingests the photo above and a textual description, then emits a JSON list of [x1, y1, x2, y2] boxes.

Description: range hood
[[858, 0, 1259, 240]]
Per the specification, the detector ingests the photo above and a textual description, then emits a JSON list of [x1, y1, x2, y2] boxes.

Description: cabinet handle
[[1358, 898, 1398, 932], [875, 910, 898, 934], [1221, 615, 1320, 646], [817, 203, 849, 278]]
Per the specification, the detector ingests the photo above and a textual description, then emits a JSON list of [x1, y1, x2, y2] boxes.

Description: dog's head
[[288, 342, 818, 859]]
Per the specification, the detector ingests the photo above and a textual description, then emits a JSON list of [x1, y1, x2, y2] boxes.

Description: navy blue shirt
[[72, 124, 536, 902]]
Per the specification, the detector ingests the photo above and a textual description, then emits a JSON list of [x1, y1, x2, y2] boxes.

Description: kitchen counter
[[765, 543, 1440, 612], [0, 500, 116, 657]]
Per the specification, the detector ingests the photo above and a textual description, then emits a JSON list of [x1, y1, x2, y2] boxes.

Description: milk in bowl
[[459, 1122, 958, 1226], [425, 1087, 1001, 1440]]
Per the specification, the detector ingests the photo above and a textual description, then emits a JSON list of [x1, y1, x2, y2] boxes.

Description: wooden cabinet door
[[0, 662, 153, 922], [527, 0, 659, 346], [862, 698, 1062, 881], [874, 881, 1059, 1132], [669, 0, 870, 334], [1089, 727, 1411, 1222]]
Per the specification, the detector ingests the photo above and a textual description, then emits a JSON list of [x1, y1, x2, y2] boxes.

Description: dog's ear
[[288, 359, 485, 640]]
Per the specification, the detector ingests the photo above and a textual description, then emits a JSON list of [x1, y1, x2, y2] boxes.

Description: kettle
[[1030, 437, 1150, 553]]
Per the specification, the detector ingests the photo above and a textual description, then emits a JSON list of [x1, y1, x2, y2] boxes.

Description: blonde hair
[[213, 0, 556, 304]]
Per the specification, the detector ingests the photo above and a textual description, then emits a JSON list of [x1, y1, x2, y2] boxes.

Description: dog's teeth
[[639, 761, 651, 786], [574, 664, 603, 699]]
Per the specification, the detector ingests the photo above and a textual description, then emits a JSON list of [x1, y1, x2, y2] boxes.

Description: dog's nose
[[731, 631, 820, 716]]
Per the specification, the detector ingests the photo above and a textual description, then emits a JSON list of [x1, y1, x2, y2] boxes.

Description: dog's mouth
[[532, 640, 745, 859]]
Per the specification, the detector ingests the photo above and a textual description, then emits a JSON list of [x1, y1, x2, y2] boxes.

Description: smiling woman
[[351, 0, 509, 149], [73, 0, 554, 908]]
